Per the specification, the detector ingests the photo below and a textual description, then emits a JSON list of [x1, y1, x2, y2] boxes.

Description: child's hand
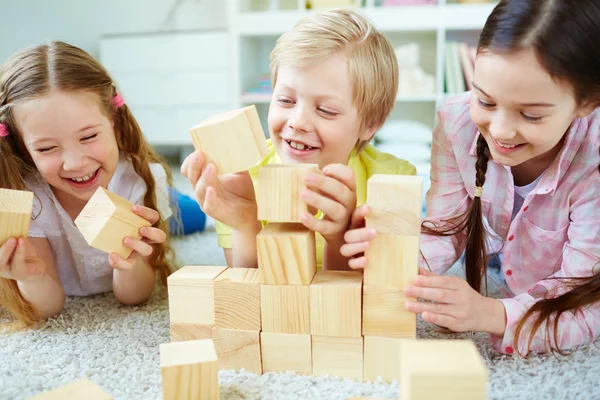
[[0, 237, 47, 282], [340, 204, 376, 270], [403, 268, 506, 334], [181, 150, 258, 232], [109, 205, 166, 270], [300, 164, 357, 244]]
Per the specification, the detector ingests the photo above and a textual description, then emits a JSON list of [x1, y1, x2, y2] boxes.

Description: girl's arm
[[18, 238, 65, 319], [112, 257, 156, 305]]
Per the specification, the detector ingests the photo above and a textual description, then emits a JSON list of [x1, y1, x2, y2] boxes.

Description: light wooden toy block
[[212, 328, 262, 374], [189, 105, 269, 175], [260, 284, 310, 334], [167, 266, 228, 341], [160, 339, 219, 400], [366, 175, 423, 236], [0, 188, 34, 246], [312, 336, 363, 381], [310, 270, 363, 338], [399, 340, 488, 400], [257, 163, 319, 223], [362, 286, 416, 339], [363, 336, 404, 384], [261, 332, 312, 375], [364, 234, 419, 289], [28, 378, 112, 400], [214, 267, 261, 330], [74, 187, 151, 259], [256, 222, 317, 285]]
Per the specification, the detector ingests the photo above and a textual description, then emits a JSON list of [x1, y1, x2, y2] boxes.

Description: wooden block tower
[[189, 105, 269, 175], [362, 174, 423, 384], [74, 187, 151, 259], [0, 188, 34, 246]]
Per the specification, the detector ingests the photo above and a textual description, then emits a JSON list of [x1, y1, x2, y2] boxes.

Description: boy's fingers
[[348, 256, 367, 270], [343, 227, 376, 244], [349, 205, 370, 229], [340, 241, 370, 258], [322, 164, 356, 192]]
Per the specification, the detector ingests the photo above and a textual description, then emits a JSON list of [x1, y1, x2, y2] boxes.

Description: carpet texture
[[1, 172, 599, 399]]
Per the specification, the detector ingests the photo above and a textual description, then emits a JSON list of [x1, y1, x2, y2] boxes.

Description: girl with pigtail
[[0, 41, 174, 327], [343, 0, 600, 355]]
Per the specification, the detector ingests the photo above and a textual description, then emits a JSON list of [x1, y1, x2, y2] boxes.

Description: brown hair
[[0, 41, 174, 325], [423, 0, 600, 355]]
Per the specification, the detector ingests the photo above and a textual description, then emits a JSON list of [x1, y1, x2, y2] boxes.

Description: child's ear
[[359, 124, 379, 142], [576, 99, 597, 118]]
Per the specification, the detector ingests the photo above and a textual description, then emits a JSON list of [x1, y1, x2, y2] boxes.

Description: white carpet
[[1, 171, 599, 399]]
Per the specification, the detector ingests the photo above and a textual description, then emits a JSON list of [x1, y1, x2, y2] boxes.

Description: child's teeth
[[289, 140, 312, 150], [73, 172, 94, 182]]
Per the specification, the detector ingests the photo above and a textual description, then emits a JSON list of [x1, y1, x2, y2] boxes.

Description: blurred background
[[0, 0, 498, 208]]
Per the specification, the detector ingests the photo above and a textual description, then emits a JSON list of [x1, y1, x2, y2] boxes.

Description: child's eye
[[522, 113, 543, 122], [318, 107, 337, 116], [82, 133, 98, 141], [277, 98, 294, 105], [37, 146, 56, 153], [477, 98, 495, 109]]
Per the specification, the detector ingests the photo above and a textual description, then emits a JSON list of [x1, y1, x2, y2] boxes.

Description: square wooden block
[[74, 187, 151, 259], [28, 378, 112, 400], [312, 336, 363, 382], [170, 323, 213, 342], [399, 339, 488, 400], [362, 285, 416, 339], [310, 271, 363, 338], [364, 234, 419, 289], [0, 188, 34, 246], [257, 163, 319, 222], [257, 223, 316, 285], [189, 105, 269, 175], [261, 332, 312, 375], [363, 336, 404, 384], [214, 267, 261, 330], [260, 284, 310, 334], [167, 266, 228, 326], [366, 174, 423, 236], [160, 339, 219, 400], [212, 328, 262, 375]]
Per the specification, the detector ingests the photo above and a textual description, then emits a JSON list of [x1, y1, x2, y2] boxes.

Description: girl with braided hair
[[0, 41, 175, 326], [343, 0, 600, 355]]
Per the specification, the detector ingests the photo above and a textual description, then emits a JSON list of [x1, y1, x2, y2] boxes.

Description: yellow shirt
[[216, 139, 417, 269]]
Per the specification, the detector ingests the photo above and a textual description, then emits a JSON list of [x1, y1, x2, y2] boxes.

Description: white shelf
[[241, 92, 439, 104], [233, 3, 497, 35]]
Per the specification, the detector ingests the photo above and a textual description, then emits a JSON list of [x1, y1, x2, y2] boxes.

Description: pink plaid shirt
[[419, 92, 600, 355]]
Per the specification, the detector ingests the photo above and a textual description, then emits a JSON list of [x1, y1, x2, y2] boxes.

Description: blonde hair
[[0, 41, 175, 326], [270, 8, 399, 152]]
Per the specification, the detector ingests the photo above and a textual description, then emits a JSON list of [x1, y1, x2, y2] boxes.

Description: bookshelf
[[228, 0, 498, 175]]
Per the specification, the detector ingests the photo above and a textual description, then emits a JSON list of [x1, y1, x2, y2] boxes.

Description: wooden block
[[366, 174, 423, 236], [214, 267, 261, 330], [257, 163, 319, 222], [261, 332, 312, 375], [212, 328, 262, 374], [260, 284, 310, 334], [74, 187, 151, 258], [312, 336, 363, 381], [160, 339, 219, 400], [170, 323, 213, 342], [189, 105, 269, 175], [310, 271, 363, 338], [363, 336, 404, 384], [257, 223, 316, 285], [0, 188, 34, 246], [27, 379, 112, 400], [167, 266, 228, 327], [399, 339, 488, 400], [362, 286, 416, 339], [364, 234, 419, 289]]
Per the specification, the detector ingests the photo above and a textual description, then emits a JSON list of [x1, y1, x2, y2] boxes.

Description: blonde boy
[[182, 8, 416, 270]]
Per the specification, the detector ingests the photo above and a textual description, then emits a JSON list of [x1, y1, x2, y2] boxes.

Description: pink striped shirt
[[420, 92, 600, 355]]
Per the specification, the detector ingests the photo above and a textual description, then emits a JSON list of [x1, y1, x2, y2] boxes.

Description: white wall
[[0, 0, 228, 63]]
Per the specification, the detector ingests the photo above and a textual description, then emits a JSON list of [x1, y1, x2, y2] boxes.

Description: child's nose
[[62, 151, 88, 171], [288, 107, 313, 133], [489, 113, 517, 140]]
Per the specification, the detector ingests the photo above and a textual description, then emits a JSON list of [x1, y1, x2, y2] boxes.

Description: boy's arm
[[231, 221, 263, 268], [18, 238, 65, 319], [323, 239, 352, 271]]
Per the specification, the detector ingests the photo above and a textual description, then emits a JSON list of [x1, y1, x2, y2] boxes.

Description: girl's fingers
[[348, 256, 368, 270], [132, 205, 160, 225], [123, 237, 154, 257], [0, 238, 18, 267], [418, 267, 436, 277], [109, 253, 136, 271], [343, 227, 376, 244], [421, 312, 458, 331], [413, 275, 460, 290], [340, 241, 370, 258], [404, 300, 454, 316], [140, 226, 166, 244], [10, 238, 27, 269], [404, 286, 455, 304]]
